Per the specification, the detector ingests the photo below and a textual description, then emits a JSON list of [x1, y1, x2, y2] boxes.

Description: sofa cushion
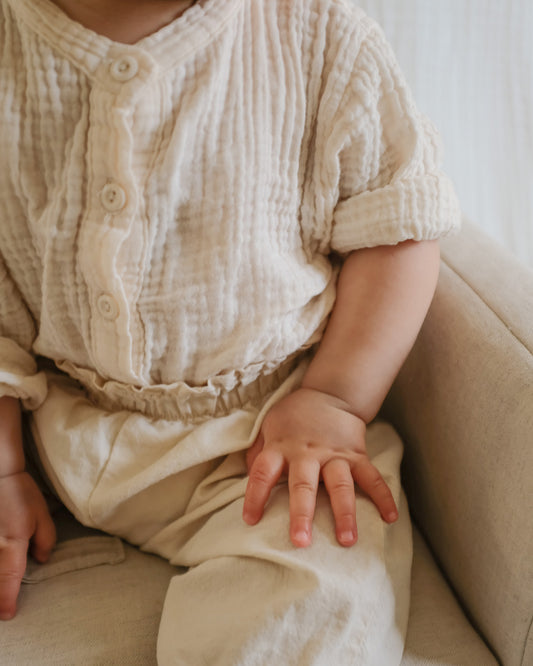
[[402, 528, 498, 665], [3, 508, 174, 665], [1, 507, 497, 665]]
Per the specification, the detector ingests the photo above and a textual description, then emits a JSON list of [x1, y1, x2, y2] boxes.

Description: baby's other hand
[[0, 472, 56, 620], [243, 388, 398, 548]]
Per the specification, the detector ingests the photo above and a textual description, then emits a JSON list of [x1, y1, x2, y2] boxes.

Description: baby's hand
[[243, 388, 398, 548], [0, 472, 56, 620]]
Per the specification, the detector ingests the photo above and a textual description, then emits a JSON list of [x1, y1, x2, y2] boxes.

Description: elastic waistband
[[54, 355, 305, 423]]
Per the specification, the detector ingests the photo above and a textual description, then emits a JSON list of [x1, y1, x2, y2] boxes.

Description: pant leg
[[31, 372, 412, 665], [156, 422, 412, 666]]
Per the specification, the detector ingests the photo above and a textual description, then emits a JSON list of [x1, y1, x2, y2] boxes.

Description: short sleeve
[[0, 256, 47, 409], [327, 19, 461, 253]]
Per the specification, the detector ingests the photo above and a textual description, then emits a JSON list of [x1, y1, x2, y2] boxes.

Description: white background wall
[[352, 0, 533, 267]]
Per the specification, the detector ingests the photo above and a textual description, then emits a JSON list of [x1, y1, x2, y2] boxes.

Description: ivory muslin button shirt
[[0, 0, 460, 418]]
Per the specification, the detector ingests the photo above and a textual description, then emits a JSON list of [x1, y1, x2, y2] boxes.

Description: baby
[[0, 0, 460, 663]]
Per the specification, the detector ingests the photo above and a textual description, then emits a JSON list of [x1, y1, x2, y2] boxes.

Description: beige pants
[[33, 365, 412, 666]]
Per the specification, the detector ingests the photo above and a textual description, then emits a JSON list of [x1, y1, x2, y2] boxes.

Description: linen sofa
[[3, 220, 532, 665]]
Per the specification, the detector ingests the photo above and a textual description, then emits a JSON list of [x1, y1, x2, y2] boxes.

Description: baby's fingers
[[322, 459, 357, 547], [0, 537, 28, 620], [352, 460, 398, 523], [30, 504, 56, 563], [288, 458, 320, 548], [245, 434, 264, 473], [243, 449, 284, 526]]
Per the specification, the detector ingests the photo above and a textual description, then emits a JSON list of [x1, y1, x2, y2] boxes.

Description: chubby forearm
[[302, 240, 440, 423], [244, 239, 440, 546], [0, 396, 25, 476]]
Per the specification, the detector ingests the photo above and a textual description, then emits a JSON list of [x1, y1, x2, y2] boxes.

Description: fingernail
[[340, 531, 355, 544], [293, 531, 309, 545], [387, 510, 398, 522]]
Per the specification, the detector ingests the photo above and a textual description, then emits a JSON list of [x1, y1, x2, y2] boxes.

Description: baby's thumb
[[31, 507, 56, 563]]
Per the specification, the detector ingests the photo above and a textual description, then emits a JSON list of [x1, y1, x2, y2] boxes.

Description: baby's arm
[[243, 239, 440, 547], [0, 396, 56, 619]]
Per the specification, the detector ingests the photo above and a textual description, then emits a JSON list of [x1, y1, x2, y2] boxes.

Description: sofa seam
[[522, 613, 533, 666], [410, 521, 503, 665], [440, 257, 533, 357]]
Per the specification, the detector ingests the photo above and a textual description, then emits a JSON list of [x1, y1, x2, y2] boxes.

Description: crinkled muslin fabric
[[0, 0, 459, 405], [0, 0, 460, 662]]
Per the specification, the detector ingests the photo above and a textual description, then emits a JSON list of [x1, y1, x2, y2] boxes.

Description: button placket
[[96, 183, 127, 321], [86, 48, 152, 381]]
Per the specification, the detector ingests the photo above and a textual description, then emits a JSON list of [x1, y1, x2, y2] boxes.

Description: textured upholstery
[[386, 220, 533, 666], [402, 529, 497, 665]]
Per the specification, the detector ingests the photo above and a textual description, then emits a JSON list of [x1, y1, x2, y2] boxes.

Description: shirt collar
[[7, 0, 243, 81]]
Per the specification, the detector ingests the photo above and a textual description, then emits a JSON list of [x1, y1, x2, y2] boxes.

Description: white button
[[97, 294, 119, 321], [100, 183, 127, 212], [109, 55, 139, 82]]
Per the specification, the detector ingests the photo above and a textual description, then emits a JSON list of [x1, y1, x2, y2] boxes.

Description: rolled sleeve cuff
[[0, 338, 47, 410], [331, 172, 462, 253]]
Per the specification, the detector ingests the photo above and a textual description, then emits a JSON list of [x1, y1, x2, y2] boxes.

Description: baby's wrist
[[297, 381, 367, 423], [0, 458, 26, 478]]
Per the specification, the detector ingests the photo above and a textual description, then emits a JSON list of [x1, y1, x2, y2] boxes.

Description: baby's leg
[[32, 374, 411, 664], [156, 422, 412, 666]]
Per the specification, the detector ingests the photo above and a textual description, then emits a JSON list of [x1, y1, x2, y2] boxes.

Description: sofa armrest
[[384, 220, 533, 666]]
